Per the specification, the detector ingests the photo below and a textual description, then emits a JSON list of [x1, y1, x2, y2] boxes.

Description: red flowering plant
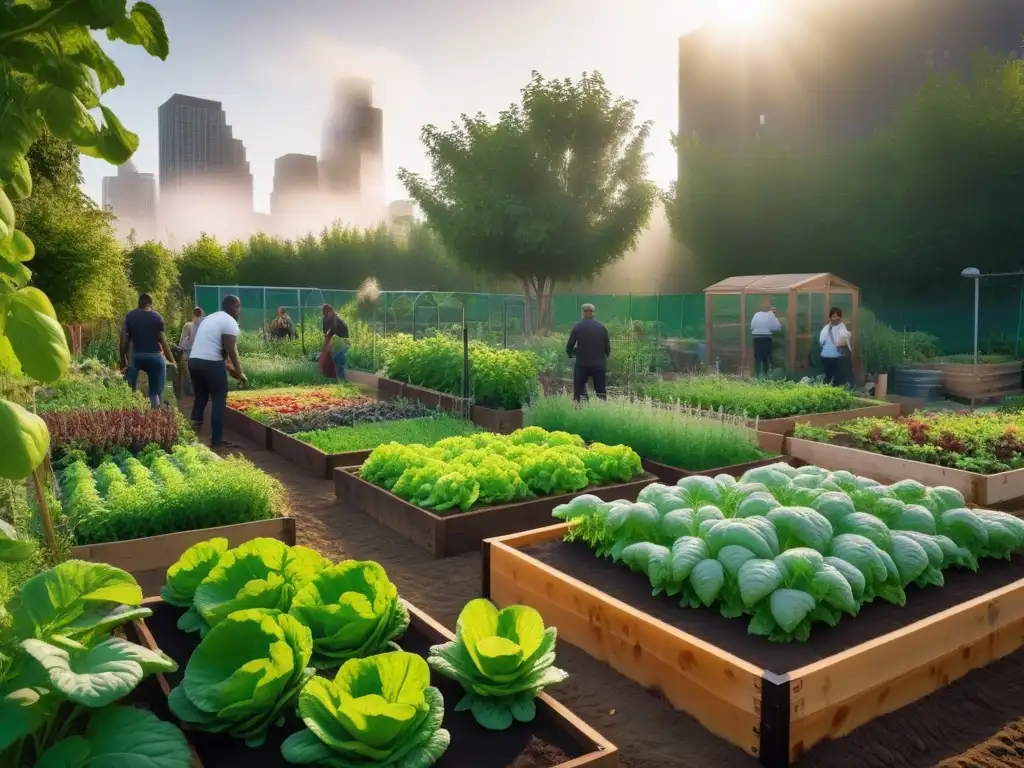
[[44, 408, 181, 465], [793, 410, 1024, 474], [228, 385, 372, 424]]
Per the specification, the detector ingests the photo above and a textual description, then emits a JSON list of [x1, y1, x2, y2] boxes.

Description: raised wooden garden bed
[[70, 516, 295, 596], [640, 456, 790, 485], [128, 596, 619, 768], [334, 467, 657, 558], [223, 405, 271, 448], [270, 428, 371, 480], [377, 376, 522, 433], [343, 368, 380, 389], [471, 404, 524, 433], [483, 523, 1024, 767], [924, 360, 1023, 402], [785, 436, 1024, 506], [753, 401, 901, 435]]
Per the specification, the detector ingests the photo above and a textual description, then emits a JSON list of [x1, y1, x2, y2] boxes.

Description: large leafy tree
[[666, 53, 1024, 297], [126, 237, 178, 300], [0, 0, 169, 554], [399, 71, 658, 331]]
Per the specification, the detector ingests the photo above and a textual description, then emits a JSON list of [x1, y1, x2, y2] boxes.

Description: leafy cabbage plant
[[281, 650, 450, 767], [427, 599, 568, 730], [0, 560, 191, 766], [554, 462, 1024, 642], [169, 608, 316, 746], [288, 560, 410, 668], [360, 427, 642, 512]]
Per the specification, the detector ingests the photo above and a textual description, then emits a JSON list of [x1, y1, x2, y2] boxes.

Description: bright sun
[[714, 0, 777, 28]]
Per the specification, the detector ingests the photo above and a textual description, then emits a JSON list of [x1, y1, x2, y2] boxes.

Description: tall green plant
[[0, 1, 170, 559]]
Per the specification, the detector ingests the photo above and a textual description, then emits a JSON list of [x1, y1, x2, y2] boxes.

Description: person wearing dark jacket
[[566, 303, 611, 401], [322, 304, 350, 381]]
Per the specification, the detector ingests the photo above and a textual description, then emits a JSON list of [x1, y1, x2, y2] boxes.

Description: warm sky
[[79, 0, 734, 214]]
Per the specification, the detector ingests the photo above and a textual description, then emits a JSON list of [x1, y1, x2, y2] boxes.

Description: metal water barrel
[[891, 367, 944, 400]]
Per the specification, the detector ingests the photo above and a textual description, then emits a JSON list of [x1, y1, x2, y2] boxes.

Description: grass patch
[[231, 355, 329, 389], [525, 395, 767, 471], [296, 415, 481, 453], [645, 375, 860, 420]]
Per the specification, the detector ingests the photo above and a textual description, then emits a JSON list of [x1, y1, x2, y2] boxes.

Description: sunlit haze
[[80, 0, 729, 234], [713, 0, 778, 27]]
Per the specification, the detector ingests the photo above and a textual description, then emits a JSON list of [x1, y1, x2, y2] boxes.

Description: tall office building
[[101, 161, 157, 241], [269, 153, 323, 237], [320, 78, 384, 211], [677, 0, 1024, 162], [157, 93, 254, 241]]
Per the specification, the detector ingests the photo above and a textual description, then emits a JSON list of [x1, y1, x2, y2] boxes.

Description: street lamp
[[961, 267, 980, 383]]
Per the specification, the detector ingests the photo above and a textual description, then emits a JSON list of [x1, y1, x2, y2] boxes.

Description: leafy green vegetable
[[168, 608, 316, 747], [160, 538, 229, 607], [281, 650, 450, 767], [289, 560, 410, 669], [427, 599, 568, 730]]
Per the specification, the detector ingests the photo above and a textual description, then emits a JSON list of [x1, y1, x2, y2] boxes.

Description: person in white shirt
[[188, 295, 248, 447], [819, 307, 852, 386], [750, 300, 783, 376]]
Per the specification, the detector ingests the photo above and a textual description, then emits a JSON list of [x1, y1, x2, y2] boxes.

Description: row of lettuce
[[0, 531, 569, 765], [553, 463, 1024, 642]]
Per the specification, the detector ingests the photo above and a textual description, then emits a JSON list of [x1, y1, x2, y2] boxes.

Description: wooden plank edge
[[758, 670, 791, 768], [788, 575, 1024, 714]]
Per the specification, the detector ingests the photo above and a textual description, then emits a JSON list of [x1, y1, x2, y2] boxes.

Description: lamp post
[[961, 267, 980, 383]]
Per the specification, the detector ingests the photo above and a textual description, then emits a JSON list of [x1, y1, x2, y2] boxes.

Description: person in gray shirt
[[566, 303, 611, 401]]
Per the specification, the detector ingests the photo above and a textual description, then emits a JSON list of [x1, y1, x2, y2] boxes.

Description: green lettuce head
[[427, 599, 568, 730], [168, 608, 315, 747], [288, 560, 410, 669], [281, 650, 450, 767]]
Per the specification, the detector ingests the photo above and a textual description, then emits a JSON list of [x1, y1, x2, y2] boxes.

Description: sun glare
[[714, 0, 776, 28]]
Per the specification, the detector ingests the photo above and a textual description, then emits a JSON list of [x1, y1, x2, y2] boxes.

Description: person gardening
[[120, 293, 175, 408], [322, 303, 350, 381], [189, 294, 248, 449], [566, 303, 611, 401], [750, 298, 783, 376], [268, 307, 296, 340]]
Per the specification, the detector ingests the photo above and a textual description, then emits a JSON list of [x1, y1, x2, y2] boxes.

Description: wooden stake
[[31, 468, 61, 563]]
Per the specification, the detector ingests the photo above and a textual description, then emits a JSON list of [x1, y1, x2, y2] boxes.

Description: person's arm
[[771, 313, 783, 332], [338, 318, 349, 340], [180, 323, 192, 349], [566, 327, 577, 359], [223, 333, 245, 383], [603, 326, 611, 358], [119, 318, 130, 368], [158, 332, 175, 364], [750, 315, 757, 333]]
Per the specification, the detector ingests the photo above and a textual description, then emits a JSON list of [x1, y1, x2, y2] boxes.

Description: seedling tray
[[483, 523, 1024, 767], [128, 597, 618, 768], [333, 468, 658, 558]]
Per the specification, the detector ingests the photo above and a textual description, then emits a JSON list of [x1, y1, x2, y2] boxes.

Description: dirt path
[[200, 409, 1024, 768]]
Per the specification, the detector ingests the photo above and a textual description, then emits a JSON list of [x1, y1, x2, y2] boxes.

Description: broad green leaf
[[889, 533, 930, 587], [88, 106, 139, 165], [769, 588, 817, 633], [469, 693, 514, 730], [0, 230, 35, 262], [161, 537, 228, 607], [0, 151, 31, 200], [10, 560, 142, 640], [0, 519, 37, 563], [84, 705, 192, 767], [34, 735, 91, 768], [280, 728, 339, 764], [34, 87, 98, 145], [0, 398, 48, 479], [689, 557, 725, 606], [737, 558, 783, 609], [0, 687, 54, 752], [23, 636, 176, 707], [107, 2, 170, 59], [62, 28, 126, 93], [0, 185, 13, 240], [6, 288, 70, 383]]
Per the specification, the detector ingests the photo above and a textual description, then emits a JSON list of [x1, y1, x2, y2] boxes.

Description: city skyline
[[81, 0, 715, 216]]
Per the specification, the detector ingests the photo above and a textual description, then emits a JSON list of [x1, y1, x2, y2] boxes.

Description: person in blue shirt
[[819, 307, 852, 386], [120, 293, 174, 408]]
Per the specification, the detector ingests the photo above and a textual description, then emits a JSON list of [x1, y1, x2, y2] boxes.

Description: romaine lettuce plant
[[168, 608, 316, 747], [427, 599, 568, 730], [281, 650, 450, 767], [555, 461, 1024, 642], [0, 560, 191, 767], [289, 560, 410, 669]]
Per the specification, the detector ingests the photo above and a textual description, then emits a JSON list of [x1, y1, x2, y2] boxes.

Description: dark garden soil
[[144, 600, 578, 767], [178, 397, 1024, 768], [523, 538, 1024, 672]]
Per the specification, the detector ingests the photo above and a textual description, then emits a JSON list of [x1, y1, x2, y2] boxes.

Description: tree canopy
[[665, 53, 1024, 299], [399, 71, 658, 330]]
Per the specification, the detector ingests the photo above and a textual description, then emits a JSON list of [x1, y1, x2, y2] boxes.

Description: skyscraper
[[270, 153, 322, 236], [157, 93, 254, 241], [320, 78, 384, 209], [677, 0, 1024, 159], [101, 161, 157, 241]]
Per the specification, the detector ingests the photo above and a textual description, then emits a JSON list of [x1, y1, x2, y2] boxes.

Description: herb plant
[[0, 558, 191, 767], [526, 394, 769, 470], [281, 651, 450, 767], [272, 398, 438, 434], [296, 415, 480, 453], [793, 410, 1024, 474], [556, 463, 1024, 642], [35, 364, 146, 414], [645, 375, 860, 420], [56, 443, 286, 544], [427, 599, 568, 730], [43, 407, 180, 463], [360, 428, 642, 512]]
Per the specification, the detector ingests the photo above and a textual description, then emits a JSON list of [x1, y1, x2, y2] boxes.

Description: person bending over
[[189, 294, 248, 448]]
